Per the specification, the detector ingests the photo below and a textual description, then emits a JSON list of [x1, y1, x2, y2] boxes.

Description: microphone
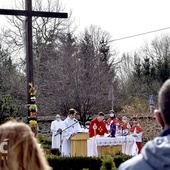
[[74, 119, 78, 123]]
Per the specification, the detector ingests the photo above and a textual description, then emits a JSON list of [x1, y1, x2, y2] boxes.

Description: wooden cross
[[0, 0, 68, 112]]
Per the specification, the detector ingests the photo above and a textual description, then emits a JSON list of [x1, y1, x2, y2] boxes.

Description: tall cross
[[0, 0, 68, 113]]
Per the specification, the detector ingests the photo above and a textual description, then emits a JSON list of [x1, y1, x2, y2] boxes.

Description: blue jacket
[[118, 128, 170, 170]]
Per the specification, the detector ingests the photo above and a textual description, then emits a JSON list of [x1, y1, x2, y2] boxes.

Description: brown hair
[[69, 108, 77, 115], [0, 121, 51, 170], [98, 112, 104, 116], [158, 79, 170, 125]]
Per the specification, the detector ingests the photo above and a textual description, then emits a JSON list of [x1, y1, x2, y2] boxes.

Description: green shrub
[[50, 148, 61, 156], [46, 155, 102, 170], [36, 133, 51, 149], [113, 153, 132, 168], [45, 152, 133, 170], [100, 155, 117, 170]]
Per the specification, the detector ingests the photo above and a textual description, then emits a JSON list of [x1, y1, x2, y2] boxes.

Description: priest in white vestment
[[62, 108, 82, 156], [50, 114, 64, 150]]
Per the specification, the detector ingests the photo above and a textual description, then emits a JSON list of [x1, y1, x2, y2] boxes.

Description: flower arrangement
[[29, 120, 38, 127], [28, 83, 38, 135]]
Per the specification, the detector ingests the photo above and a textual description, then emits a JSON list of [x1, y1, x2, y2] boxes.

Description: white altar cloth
[[87, 136, 138, 156]]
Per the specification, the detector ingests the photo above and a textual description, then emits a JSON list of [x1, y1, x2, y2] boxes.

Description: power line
[[109, 27, 170, 43]]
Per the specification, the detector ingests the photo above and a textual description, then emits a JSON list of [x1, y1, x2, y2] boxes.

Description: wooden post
[[0, 0, 68, 119]]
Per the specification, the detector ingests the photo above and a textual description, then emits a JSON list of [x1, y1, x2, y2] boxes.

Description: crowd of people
[[50, 108, 144, 156], [88, 110, 143, 153], [50, 78, 170, 170], [1, 79, 170, 169]]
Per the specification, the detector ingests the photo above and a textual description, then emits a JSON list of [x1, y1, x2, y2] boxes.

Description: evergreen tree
[[0, 94, 21, 124]]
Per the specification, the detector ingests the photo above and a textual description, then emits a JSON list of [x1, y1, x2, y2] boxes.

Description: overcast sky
[[62, 0, 170, 54], [1, 0, 170, 55]]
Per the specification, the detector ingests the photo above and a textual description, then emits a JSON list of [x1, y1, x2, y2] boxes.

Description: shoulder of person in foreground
[[119, 134, 170, 170], [118, 143, 153, 170], [118, 154, 146, 170], [119, 79, 170, 170]]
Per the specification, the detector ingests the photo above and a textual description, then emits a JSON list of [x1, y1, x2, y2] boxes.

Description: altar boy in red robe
[[130, 118, 143, 153], [106, 110, 121, 134], [121, 116, 131, 136], [106, 110, 121, 126], [89, 112, 108, 138]]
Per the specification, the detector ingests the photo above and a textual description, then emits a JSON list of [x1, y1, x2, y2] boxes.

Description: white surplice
[[130, 127, 143, 142], [61, 116, 82, 156], [50, 119, 65, 149]]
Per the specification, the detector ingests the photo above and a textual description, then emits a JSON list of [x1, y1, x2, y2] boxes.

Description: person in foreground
[[0, 120, 51, 170], [118, 79, 170, 170]]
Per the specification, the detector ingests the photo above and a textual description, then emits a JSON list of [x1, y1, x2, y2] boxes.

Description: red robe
[[130, 125, 143, 133], [122, 122, 131, 130], [130, 125, 143, 153], [106, 117, 121, 125], [89, 118, 108, 137]]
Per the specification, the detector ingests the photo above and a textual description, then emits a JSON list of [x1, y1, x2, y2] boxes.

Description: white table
[[87, 136, 138, 156]]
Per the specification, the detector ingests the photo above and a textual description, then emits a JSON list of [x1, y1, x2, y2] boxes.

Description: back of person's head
[[158, 79, 170, 125], [0, 120, 51, 170]]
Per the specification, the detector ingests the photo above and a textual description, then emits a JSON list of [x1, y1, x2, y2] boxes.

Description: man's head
[[68, 108, 77, 119], [97, 112, 105, 122], [155, 79, 170, 129]]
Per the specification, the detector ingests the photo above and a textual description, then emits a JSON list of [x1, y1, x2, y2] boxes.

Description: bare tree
[[34, 25, 118, 124], [1, 0, 73, 59], [0, 0, 75, 116], [0, 1, 122, 122]]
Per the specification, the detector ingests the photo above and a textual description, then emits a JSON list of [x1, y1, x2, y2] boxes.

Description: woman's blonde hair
[[0, 120, 51, 170]]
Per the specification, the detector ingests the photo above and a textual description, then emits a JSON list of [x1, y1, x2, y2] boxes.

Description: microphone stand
[[57, 129, 62, 152], [54, 120, 78, 137]]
